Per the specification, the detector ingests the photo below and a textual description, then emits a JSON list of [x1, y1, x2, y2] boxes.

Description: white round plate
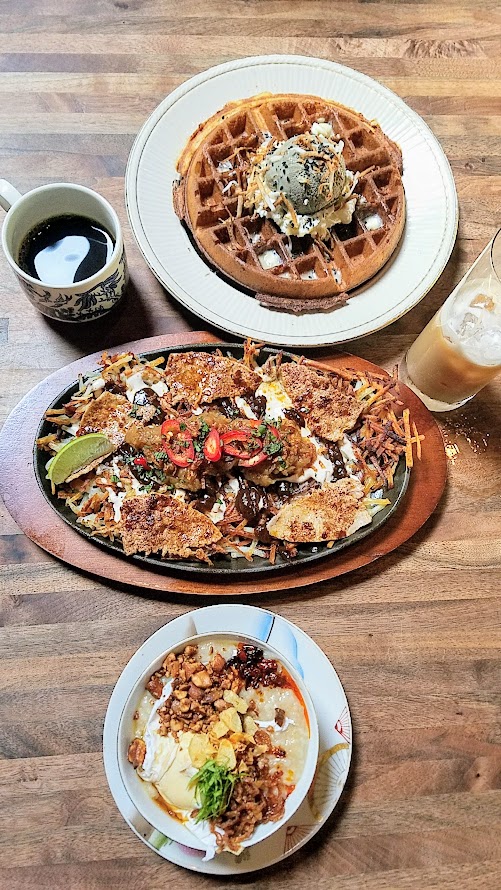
[[103, 604, 352, 875], [126, 54, 458, 348]]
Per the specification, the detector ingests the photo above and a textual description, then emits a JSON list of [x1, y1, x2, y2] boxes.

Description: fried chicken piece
[[124, 418, 221, 492], [243, 418, 316, 487], [124, 422, 163, 451]]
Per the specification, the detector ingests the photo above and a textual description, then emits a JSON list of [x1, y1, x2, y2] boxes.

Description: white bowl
[[116, 630, 319, 854]]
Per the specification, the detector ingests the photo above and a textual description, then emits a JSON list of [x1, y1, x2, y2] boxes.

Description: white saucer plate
[[103, 604, 352, 875], [126, 54, 458, 348]]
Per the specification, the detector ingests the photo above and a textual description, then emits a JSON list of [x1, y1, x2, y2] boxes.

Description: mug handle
[[0, 179, 23, 212]]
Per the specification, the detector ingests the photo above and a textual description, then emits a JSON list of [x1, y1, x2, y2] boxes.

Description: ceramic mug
[[0, 179, 128, 322]]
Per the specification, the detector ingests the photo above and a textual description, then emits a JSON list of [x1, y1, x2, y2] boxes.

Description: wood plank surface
[[0, 2, 500, 888]]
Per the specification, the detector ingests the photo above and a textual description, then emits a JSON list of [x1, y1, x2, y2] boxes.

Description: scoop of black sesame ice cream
[[263, 133, 347, 215]]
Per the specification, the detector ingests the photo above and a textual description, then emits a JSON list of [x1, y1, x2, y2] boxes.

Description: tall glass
[[400, 229, 501, 411]]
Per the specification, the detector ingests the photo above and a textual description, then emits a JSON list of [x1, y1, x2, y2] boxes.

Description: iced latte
[[401, 235, 501, 411]]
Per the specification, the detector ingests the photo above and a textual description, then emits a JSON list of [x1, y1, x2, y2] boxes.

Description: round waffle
[[174, 93, 405, 312]]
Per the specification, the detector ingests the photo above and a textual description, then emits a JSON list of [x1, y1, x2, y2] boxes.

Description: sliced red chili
[[220, 429, 250, 444], [220, 428, 263, 460], [238, 423, 282, 466], [166, 439, 194, 468], [161, 418, 194, 467], [133, 456, 149, 468], [266, 425, 281, 439], [239, 449, 268, 468], [225, 442, 262, 459], [161, 418, 181, 437], [203, 427, 222, 462]]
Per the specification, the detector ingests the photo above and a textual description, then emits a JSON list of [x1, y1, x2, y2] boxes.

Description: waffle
[[174, 93, 405, 313]]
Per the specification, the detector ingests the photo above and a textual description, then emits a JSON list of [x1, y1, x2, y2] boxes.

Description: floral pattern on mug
[[20, 248, 128, 321]]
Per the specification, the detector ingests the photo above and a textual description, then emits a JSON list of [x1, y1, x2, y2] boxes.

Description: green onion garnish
[[188, 759, 237, 823]]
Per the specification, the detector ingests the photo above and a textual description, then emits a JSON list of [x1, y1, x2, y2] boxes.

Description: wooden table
[[1, 3, 500, 888]]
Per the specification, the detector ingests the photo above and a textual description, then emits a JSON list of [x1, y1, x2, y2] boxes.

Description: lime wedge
[[47, 432, 114, 485]]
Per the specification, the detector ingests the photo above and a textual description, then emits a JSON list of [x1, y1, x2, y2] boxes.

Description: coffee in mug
[[18, 214, 116, 286], [0, 180, 128, 322]]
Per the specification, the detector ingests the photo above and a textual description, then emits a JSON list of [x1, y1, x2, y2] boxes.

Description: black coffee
[[18, 214, 115, 285]]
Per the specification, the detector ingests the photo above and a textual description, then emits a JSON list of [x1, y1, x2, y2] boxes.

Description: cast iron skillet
[[34, 343, 410, 576]]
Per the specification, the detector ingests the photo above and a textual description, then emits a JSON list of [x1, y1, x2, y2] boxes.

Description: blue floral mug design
[[0, 180, 128, 322]]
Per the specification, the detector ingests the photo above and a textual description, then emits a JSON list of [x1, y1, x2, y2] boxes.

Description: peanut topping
[[127, 737, 146, 768]]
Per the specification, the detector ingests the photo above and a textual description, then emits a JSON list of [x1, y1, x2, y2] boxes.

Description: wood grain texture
[[0, 2, 500, 888]]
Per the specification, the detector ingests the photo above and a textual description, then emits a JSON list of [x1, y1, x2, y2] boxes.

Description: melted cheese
[[208, 498, 226, 524], [235, 396, 257, 419], [125, 370, 147, 402], [90, 376, 105, 392], [150, 380, 168, 397], [290, 435, 334, 484], [125, 371, 169, 403], [256, 379, 292, 420], [106, 487, 126, 522]]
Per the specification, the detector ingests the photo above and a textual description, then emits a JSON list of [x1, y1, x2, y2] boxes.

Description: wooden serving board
[[0, 331, 447, 596]]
